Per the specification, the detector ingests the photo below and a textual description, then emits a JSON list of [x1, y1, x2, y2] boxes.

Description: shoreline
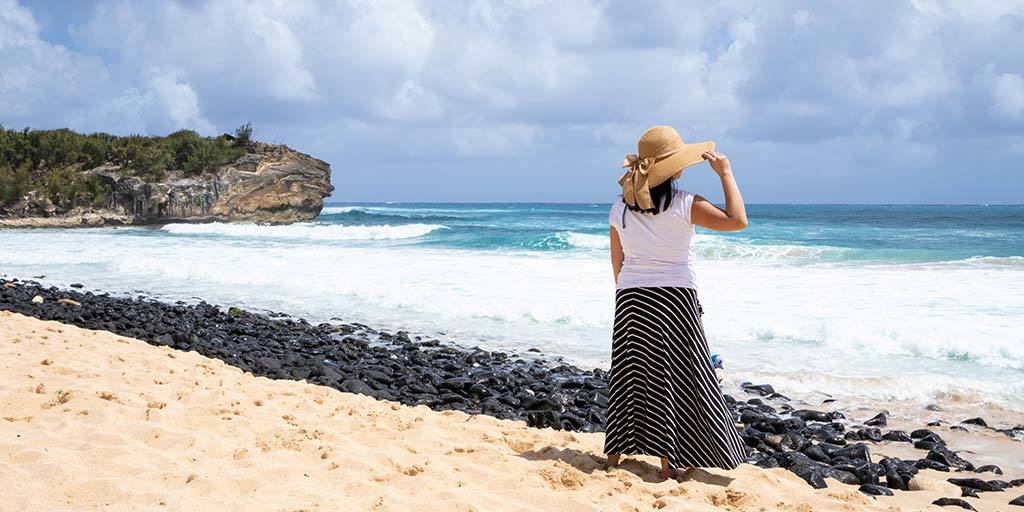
[[2, 277, 1023, 508]]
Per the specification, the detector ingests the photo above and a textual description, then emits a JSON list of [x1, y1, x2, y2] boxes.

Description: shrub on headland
[[0, 125, 252, 208]]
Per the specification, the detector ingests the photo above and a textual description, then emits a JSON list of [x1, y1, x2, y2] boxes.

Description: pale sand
[[1, 311, 1021, 512]]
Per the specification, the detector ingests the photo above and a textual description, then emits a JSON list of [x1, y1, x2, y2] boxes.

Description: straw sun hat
[[619, 126, 715, 210]]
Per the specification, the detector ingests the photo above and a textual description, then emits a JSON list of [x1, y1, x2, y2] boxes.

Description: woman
[[604, 125, 748, 479]]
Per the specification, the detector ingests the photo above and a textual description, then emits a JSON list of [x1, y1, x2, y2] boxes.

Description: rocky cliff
[[0, 142, 333, 227]]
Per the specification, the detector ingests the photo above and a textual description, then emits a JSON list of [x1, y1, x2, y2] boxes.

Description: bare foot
[[660, 464, 697, 480], [605, 454, 620, 469]]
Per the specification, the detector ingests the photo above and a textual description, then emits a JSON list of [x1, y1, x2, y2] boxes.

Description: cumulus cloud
[[143, 68, 213, 132], [2, 0, 1023, 201]]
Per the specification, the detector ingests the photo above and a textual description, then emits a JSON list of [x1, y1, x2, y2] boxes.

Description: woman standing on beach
[[605, 125, 748, 479]]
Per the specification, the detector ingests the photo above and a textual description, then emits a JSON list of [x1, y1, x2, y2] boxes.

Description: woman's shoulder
[[609, 195, 625, 227]]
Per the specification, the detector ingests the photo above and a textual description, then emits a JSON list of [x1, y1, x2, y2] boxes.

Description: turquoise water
[[315, 203, 1024, 263], [1, 202, 1022, 421]]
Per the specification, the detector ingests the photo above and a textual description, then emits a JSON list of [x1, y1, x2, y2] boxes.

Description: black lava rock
[[859, 484, 893, 496], [928, 445, 973, 471], [931, 498, 977, 511], [961, 417, 988, 427], [947, 478, 1000, 492], [911, 428, 938, 439], [1010, 495, 1024, 506], [792, 409, 843, 422], [975, 464, 1002, 475], [916, 458, 951, 472], [741, 382, 776, 396], [883, 430, 912, 442], [864, 412, 887, 427], [791, 464, 828, 489]]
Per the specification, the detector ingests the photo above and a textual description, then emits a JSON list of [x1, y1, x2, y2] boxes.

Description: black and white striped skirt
[[604, 286, 747, 469]]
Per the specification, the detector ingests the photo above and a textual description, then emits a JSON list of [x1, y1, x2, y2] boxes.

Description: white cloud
[[144, 68, 214, 132], [0, 0, 37, 47], [74, 0, 318, 103], [0, 0, 120, 130]]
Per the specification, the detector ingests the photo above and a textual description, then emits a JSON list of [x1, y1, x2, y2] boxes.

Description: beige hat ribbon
[[619, 139, 685, 210]]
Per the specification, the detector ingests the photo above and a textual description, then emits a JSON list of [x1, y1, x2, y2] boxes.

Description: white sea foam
[[562, 232, 609, 249], [321, 206, 364, 214], [558, 231, 845, 260], [694, 235, 843, 261], [160, 222, 447, 241]]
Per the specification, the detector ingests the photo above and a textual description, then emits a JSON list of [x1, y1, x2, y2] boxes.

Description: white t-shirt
[[609, 189, 698, 290]]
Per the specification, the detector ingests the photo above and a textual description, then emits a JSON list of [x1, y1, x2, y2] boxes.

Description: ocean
[[2, 203, 1022, 422]]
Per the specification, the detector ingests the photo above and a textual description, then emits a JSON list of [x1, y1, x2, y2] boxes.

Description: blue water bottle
[[710, 353, 724, 369]]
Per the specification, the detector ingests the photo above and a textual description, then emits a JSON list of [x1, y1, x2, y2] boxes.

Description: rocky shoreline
[[0, 140, 334, 228], [1, 277, 1022, 507]]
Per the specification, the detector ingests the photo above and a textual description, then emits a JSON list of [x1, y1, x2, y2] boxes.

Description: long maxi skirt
[[604, 286, 747, 469]]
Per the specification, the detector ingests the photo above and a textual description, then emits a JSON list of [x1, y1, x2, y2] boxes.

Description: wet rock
[[961, 487, 979, 498], [791, 464, 828, 489], [859, 484, 893, 496], [883, 430, 912, 442], [802, 444, 831, 463], [864, 412, 887, 427], [987, 480, 1011, 491], [961, 417, 988, 427], [886, 471, 910, 491], [70, 283, 83, 288], [833, 444, 871, 464], [947, 478, 1000, 492], [916, 459, 951, 472], [741, 382, 776, 396], [855, 428, 883, 442], [792, 409, 843, 422], [526, 410, 560, 429], [1010, 495, 1024, 506], [340, 379, 375, 396], [824, 467, 859, 485], [927, 445, 973, 471], [931, 498, 976, 511], [975, 464, 1002, 475], [914, 434, 945, 450], [775, 451, 814, 469]]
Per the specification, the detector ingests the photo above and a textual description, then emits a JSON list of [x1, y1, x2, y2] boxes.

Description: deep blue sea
[[2, 203, 1022, 421]]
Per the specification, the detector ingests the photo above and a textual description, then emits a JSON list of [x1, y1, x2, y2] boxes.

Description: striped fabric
[[604, 286, 747, 469]]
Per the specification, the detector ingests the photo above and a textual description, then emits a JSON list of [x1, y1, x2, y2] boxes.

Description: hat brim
[[646, 141, 715, 188]]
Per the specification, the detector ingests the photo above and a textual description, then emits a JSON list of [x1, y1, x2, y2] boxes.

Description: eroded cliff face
[[0, 142, 333, 227]]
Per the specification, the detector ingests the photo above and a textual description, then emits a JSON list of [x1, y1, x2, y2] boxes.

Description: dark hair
[[623, 178, 674, 214]]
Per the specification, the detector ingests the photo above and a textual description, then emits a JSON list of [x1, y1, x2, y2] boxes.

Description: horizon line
[[325, 201, 1024, 207]]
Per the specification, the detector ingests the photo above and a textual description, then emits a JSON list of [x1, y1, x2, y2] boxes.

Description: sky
[[1, 0, 1022, 204]]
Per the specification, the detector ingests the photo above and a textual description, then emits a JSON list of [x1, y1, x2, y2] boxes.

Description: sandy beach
[[2, 310, 1021, 511]]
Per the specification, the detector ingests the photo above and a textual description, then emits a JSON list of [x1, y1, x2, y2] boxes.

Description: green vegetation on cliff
[[0, 126, 251, 208]]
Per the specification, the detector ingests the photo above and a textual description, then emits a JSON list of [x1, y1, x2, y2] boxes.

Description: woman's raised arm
[[691, 151, 748, 232]]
